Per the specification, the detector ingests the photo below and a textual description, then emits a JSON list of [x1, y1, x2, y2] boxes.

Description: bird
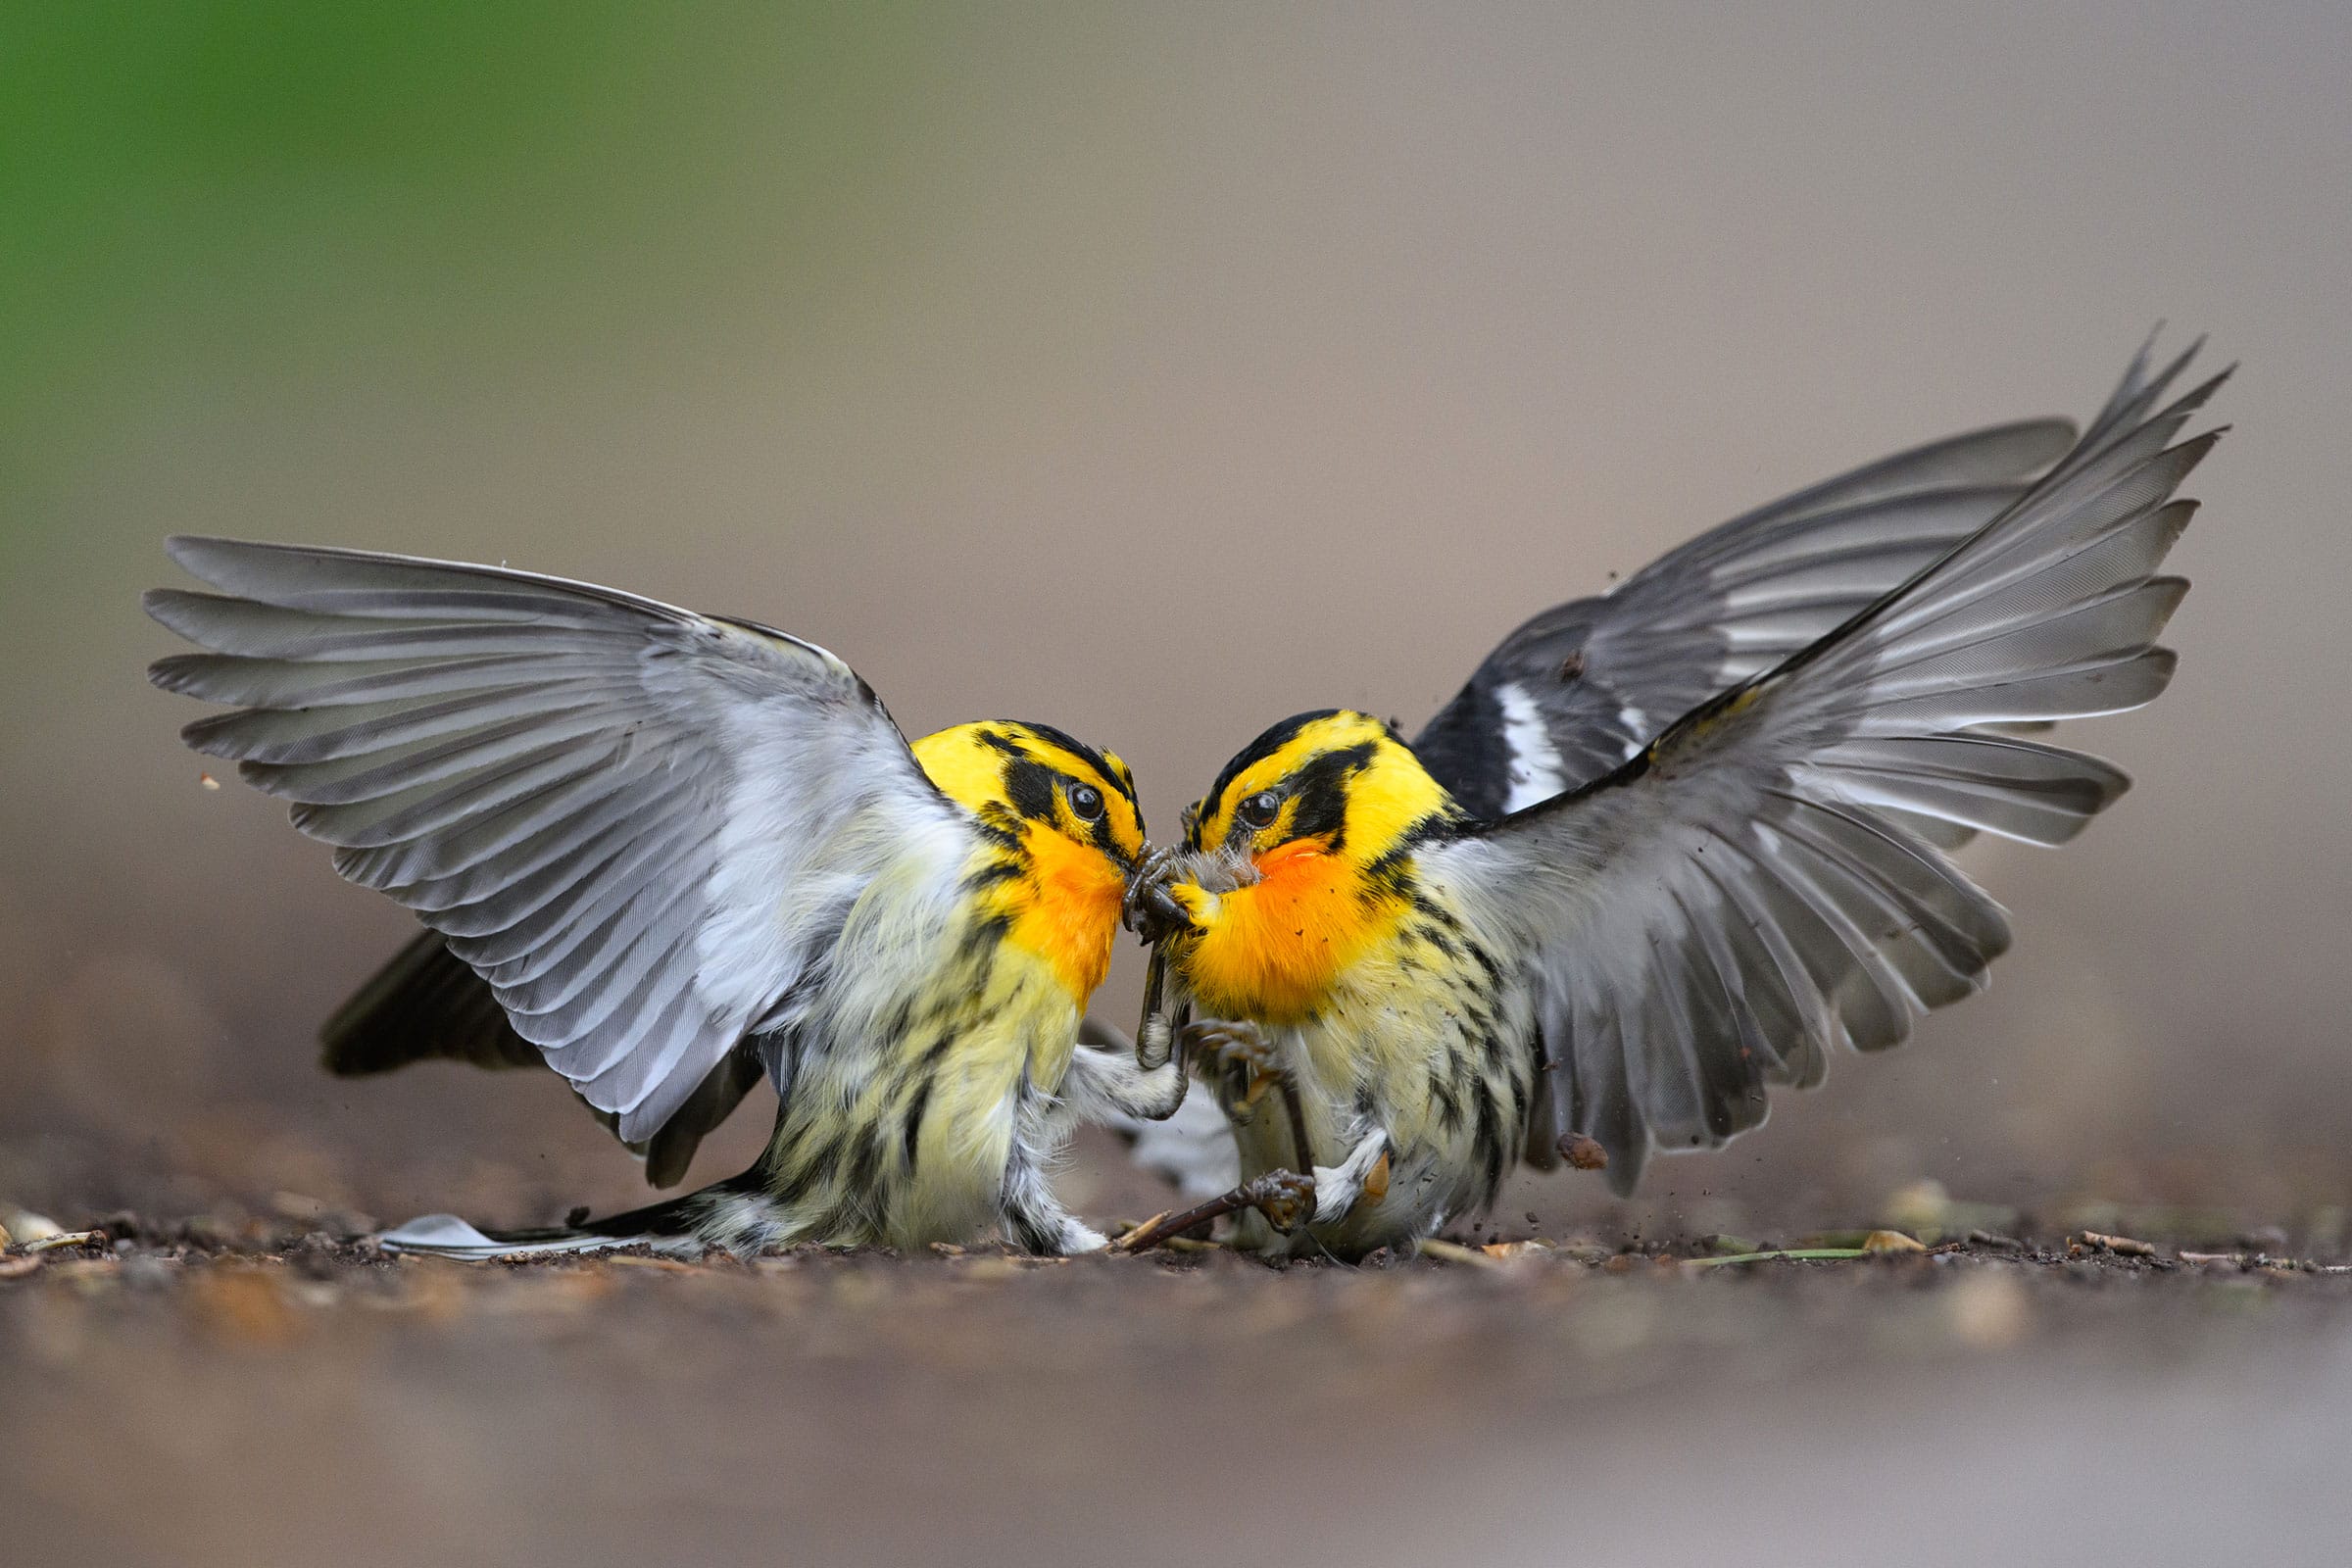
[[1123, 339, 2225, 1259], [146, 538, 1185, 1256]]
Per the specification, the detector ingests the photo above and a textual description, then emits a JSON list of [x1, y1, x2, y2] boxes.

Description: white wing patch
[[1496, 681, 1569, 813], [1615, 704, 1651, 756]]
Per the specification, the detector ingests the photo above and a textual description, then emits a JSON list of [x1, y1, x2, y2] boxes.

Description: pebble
[[1947, 1268, 2033, 1348]]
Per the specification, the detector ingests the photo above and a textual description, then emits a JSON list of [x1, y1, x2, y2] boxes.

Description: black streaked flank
[[901, 1076, 932, 1174], [1474, 1089, 1507, 1200], [1433, 1074, 1464, 1133], [955, 909, 1014, 967], [844, 1122, 885, 1199]]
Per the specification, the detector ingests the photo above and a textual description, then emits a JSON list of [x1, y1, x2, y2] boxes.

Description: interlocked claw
[[1122, 843, 1191, 942], [1106, 1017, 1326, 1254], [1112, 1168, 1318, 1253], [1242, 1169, 1317, 1234], [1184, 1019, 1289, 1117]]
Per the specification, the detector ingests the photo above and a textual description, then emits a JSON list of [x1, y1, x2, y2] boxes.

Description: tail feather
[[373, 1212, 694, 1259], [376, 1172, 767, 1259]]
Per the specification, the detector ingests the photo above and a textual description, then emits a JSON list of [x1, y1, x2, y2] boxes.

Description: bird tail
[[376, 1169, 775, 1259]]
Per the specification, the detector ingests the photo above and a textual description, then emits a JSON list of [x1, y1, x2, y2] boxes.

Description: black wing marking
[[1414, 414, 2081, 819]]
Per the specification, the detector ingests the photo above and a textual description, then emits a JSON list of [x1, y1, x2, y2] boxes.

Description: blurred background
[[3, 0, 2349, 1241]]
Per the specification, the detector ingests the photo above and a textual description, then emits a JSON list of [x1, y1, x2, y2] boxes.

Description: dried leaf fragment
[[1560, 1135, 1609, 1171], [2076, 1230, 2158, 1257]]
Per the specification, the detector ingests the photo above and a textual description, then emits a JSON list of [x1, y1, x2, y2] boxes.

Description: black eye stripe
[[1002, 756, 1059, 821], [1002, 720, 1137, 808]]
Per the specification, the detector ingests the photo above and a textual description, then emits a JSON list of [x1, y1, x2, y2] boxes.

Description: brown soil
[[6, 1210, 2350, 1567]]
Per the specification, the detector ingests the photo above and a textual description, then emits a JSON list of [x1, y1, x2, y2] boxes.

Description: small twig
[[1686, 1247, 1870, 1268], [2074, 1230, 2159, 1257], [1415, 1237, 1507, 1269], [15, 1230, 105, 1255], [599, 1254, 703, 1273]]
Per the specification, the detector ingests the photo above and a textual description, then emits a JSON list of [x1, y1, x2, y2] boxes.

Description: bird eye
[[1066, 783, 1105, 821], [1237, 791, 1282, 829]]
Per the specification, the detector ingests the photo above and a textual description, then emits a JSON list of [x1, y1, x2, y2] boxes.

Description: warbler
[[1129, 340, 2225, 1258], [147, 538, 1184, 1256]]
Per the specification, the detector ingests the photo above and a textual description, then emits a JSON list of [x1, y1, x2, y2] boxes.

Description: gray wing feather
[[148, 538, 951, 1144], [1413, 416, 2080, 819], [1436, 341, 2222, 1193]]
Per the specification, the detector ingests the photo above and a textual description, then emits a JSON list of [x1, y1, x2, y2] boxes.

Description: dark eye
[[1066, 783, 1105, 822], [1237, 791, 1282, 829]]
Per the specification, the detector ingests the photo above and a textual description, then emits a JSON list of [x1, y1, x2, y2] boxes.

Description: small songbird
[[1130, 340, 2225, 1258], [147, 539, 1183, 1256]]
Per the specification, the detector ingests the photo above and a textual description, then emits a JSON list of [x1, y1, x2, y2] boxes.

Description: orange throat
[[1181, 842, 1396, 1026], [1005, 829, 1125, 1004]]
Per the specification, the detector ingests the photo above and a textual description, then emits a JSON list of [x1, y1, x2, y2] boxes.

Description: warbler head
[[1169, 710, 1467, 1022], [911, 720, 1146, 1003], [913, 720, 1146, 870], [1185, 710, 1456, 867]]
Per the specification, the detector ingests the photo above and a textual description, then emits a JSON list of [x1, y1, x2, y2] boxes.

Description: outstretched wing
[[148, 537, 956, 1144], [1412, 415, 2081, 820], [1419, 342, 2222, 1193]]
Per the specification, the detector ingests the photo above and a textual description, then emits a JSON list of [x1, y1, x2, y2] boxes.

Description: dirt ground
[[7, 1189, 2351, 1568]]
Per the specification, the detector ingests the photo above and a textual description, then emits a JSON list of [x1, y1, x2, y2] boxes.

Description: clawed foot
[[1182, 1018, 1280, 1105], [1111, 1168, 1319, 1253], [1183, 1018, 1316, 1193], [1122, 843, 1191, 942], [1241, 1169, 1317, 1234]]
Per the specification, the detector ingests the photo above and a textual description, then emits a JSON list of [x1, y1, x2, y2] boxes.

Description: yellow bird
[[148, 539, 1182, 1256], [1128, 341, 2225, 1258]]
